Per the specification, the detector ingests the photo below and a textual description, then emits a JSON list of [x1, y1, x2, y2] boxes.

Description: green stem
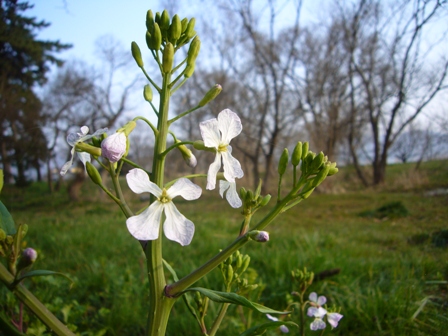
[[134, 116, 158, 135], [160, 141, 195, 158], [109, 163, 133, 218], [0, 263, 76, 336], [208, 302, 230, 336], [168, 105, 201, 125]]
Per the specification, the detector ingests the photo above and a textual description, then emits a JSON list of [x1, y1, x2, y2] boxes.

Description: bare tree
[[339, 0, 448, 185]]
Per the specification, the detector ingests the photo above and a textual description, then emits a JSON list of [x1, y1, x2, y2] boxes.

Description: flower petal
[[307, 307, 318, 317], [79, 126, 89, 135], [219, 180, 242, 208], [310, 318, 326, 331], [101, 132, 127, 162], [126, 201, 163, 240], [266, 314, 279, 322], [309, 292, 318, 303], [167, 178, 202, 200], [60, 148, 75, 176], [200, 118, 221, 148], [217, 109, 242, 144], [317, 295, 327, 306], [77, 152, 91, 167], [206, 152, 222, 190], [67, 132, 80, 146], [279, 325, 289, 333], [221, 151, 244, 181], [327, 313, 343, 328], [126, 168, 162, 197], [163, 202, 195, 246]]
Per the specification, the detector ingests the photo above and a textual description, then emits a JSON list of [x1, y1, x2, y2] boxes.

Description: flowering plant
[[0, 8, 341, 336]]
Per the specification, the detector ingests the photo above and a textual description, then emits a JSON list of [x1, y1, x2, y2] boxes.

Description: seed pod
[[169, 14, 182, 43], [291, 141, 302, 166], [152, 23, 162, 51], [131, 42, 144, 68], [198, 84, 222, 107], [86, 162, 102, 186], [143, 84, 153, 102], [187, 36, 200, 66], [162, 42, 174, 73], [278, 148, 289, 175], [146, 10, 154, 33]]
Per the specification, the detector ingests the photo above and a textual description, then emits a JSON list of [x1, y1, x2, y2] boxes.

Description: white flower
[[60, 126, 107, 176], [126, 168, 202, 246], [101, 131, 127, 162], [327, 312, 343, 329], [266, 314, 289, 333], [200, 109, 244, 190], [219, 180, 242, 208]]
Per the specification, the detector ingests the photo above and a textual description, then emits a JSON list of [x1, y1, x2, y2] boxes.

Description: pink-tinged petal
[[317, 295, 327, 306], [200, 118, 221, 148], [126, 201, 163, 240], [309, 292, 318, 303], [77, 152, 91, 166], [167, 178, 202, 200], [206, 153, 222, 190], [221, 151, 243, 182], [217, 109, 242, 144], [101, 132, 127, 162], [79, 126, 89, 135], [280, 325, 289, 333], [67, 132, 79, 146], [307, 307, 318, 317], [163, 202, 195, 246], [310, 318, 326, 331], [219, 181, 242, 208], [126, 168, 161, 197], [327, 313, 343, 328]]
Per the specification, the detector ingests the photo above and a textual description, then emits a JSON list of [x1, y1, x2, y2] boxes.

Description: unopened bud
[[185, 18, 196, 39], [184, 63, 195, 78], [226, 264, 234, 284], [327, 162, 338, 176], [86, 162, 103, 186], [162, 42, 174, 73], [291, 141, 302, 166], [240, 255, 251, 274], [252, 231, 270, 243], [169, 14, 182, 43], [302, 142, 309, 160], [17, 247, 37, 271], [146, 10, 154, 32], [278, 148, 289, 175], [181, 17, 188, 33], [310, 151, 325, 173], [152, 23, 162, 51], [0, 229, 6, 241], [198, 84, 222, 107], [131, 42, 144, 68], [176, 141, 197, 168], [239, 187, 247, 200], [259, 194, 271, 207], [160, 10, 170, 31], [144, 84, 153, 102], [187, 36, 200, 66], [312, 165, 330, 188], [101, 132, 127, 162]]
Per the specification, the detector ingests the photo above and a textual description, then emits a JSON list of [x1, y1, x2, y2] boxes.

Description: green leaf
[[163, 259, 179, 281], [239, 321, 298, 336], [14, 270, 73, 285], [0, 201, 16, 235], [182, 287, 290, 315]]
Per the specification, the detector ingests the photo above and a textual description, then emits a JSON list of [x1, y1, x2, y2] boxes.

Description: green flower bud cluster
[[240, 180, 271, 217], [219, 250, 252, 290], [291, 267, 314, 293], [0, 223, 29, 275], [193, 291, 209, 322]]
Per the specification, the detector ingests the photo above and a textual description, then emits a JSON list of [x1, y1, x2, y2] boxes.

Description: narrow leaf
[[0, 169, 3, 194], [239, 321, 298, 336], [182, 287, 290, 315], [0, 201, 16, 235], [15, 270, 73, 285]]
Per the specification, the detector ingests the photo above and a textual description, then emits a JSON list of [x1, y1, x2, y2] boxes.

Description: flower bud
[[226, 264, 234, 284], [146, 10, 154, 33], [185, 18, 196, 39], [181, 17, 188, 33], [187, 36, 200, 66], [184, 63, 195, 78], [0, 229, 6, 241], [160, 10, 170, 31], [176, 141, 197, 168], [152, 23, 162, 51], [236, 253, 243, 269], [240, 255, 251, 274], [291, 141, 302, 166], [259, 194, 271, 207], [311, 165, 330, 188], [254, 231, 270, 243], [327, 162, 338, 176], [278, 148, 289, 175], [198, 84, 222, 107], [143, 84, 153, 102], [131, 42, 144, 68], [118, 121, 136, 136], [162, 42, 174, 73], [169, 14, 182, 43], [17, 247, 37, 271], [302, 142, 309, 160], [239, 187, 247, 200], [310, 151, 325, 173], [86, 162, 102, 186], [101, 132, 127, 163]]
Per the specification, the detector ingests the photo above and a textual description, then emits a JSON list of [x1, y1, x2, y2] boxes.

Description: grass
[[1, 160, 448, 335]]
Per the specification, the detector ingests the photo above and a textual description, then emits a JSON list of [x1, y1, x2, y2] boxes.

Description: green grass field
[[1, 160, 448, 335]]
